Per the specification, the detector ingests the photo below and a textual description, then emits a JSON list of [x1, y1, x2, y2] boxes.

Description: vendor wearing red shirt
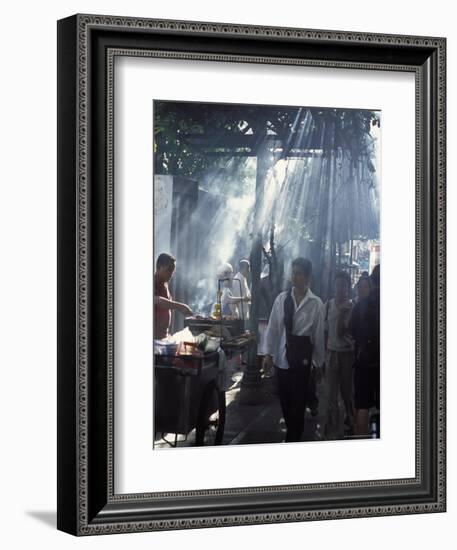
[[154, 253, 192, 339]]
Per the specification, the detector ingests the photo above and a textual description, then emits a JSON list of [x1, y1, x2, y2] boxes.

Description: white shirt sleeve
[[263, 295, 282, 357], [244, 277, 251, 300], [234, 273, 251, 300], [311, 301, 325, 368]]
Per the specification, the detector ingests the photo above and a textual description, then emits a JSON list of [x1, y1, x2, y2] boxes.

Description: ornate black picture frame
[[57, 14, 446, 535]]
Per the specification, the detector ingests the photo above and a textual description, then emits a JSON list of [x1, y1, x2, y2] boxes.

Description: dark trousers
[[276, 364, 311, 442]]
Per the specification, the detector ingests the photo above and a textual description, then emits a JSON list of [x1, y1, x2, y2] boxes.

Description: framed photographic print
[[57, 14, 446, 535]]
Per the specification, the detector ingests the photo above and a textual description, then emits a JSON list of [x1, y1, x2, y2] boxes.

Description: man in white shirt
[[263, 258, 325, 442], [233, 259, 251, 320], [217, 263, 248, 318]]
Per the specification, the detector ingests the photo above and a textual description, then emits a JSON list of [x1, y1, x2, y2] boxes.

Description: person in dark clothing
[[356, 274, 371, 301], [349, 264, 380, 436]]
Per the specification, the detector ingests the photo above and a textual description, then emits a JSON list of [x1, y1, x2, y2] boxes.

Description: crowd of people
[[154, 251, 380, 444], [263, 258, 380, 442]]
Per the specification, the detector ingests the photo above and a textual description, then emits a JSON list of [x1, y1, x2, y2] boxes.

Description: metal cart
[[154, 276, 254, 448], [154, 350, 226, 447]]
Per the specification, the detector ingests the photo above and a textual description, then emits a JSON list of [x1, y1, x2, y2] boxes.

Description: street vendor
[[154, 252, 192, 339], [262, 257, 325, 442], [217, 263, 249, 319]]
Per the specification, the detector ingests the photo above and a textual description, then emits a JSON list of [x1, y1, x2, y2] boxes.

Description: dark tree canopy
[[154, 101, 380, 178]]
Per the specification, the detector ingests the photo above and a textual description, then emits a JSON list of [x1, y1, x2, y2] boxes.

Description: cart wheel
[[195, 383, 226, 446]]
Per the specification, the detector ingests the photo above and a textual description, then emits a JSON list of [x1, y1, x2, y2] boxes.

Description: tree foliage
[[154, 102, 380, 178]]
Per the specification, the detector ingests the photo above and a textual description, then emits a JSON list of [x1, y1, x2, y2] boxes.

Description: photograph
[[1, 0, 451, 541], [56, 12, 445, 534], [153, 100, 381, 448]]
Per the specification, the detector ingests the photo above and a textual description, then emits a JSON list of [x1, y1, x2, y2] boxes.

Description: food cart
[[154, 330, 255, 448], [154, 348, 225, 447], [154, 276, 255, 448]]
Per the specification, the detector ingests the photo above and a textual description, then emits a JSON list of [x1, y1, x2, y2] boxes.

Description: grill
[[184, 317, 245, 338]]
